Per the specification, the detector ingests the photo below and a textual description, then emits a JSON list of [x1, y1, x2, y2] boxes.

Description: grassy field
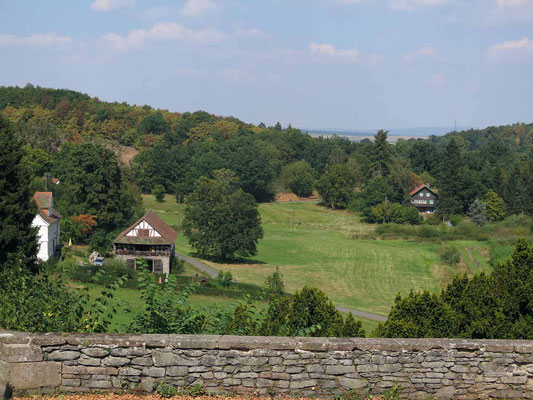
[[142, 195, 498, 321]]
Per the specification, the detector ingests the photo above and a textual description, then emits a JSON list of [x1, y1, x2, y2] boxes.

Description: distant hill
[[304, 126, 472, 140]]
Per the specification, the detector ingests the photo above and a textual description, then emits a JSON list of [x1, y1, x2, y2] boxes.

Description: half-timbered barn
[[113, 210, 178, 274], [410, 184, 438, 213]]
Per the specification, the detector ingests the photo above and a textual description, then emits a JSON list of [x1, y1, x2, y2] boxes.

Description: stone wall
[[0, 330, 532, 399]]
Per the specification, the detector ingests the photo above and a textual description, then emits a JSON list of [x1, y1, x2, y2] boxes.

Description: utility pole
[[383, 196, 387, 224], [177, 193, 181, 230]]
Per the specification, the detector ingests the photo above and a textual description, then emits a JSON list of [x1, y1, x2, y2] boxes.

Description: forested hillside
[[2, 84, 533, 243]]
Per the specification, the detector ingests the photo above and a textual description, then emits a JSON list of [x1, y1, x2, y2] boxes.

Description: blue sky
[[1, 0, 532, 130]]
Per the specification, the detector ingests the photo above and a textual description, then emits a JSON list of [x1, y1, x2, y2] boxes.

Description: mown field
[[142, 195, 506, 326]]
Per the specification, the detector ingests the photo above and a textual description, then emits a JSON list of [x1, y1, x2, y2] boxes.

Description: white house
[[32, 192, 61, 261]]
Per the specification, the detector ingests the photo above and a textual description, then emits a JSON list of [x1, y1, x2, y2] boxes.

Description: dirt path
[[175, 252, 219, 278], [335, 306, 388, 322]]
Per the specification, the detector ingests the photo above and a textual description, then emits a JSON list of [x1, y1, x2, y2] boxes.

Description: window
[[430, 200, 434, 204], [426, 192, 430, 197], [153, 259, 164, 273], [419, 193, 424, 197]]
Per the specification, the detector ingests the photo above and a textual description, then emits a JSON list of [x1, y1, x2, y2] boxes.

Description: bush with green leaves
[[130, 259, 207, 334], [440, 245, 460, 266], [265, 267, 285, 295], [212, 271, 233, 288], [152, 184, 166, 202], [368, 201, 422, 225], [259, 287, 365, 338], [0, 263, 124, 333]]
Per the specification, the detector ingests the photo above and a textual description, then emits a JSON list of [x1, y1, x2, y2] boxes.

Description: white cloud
[[309, 42, 360, 61], [427, 72, 446, 87], [181, 0, 217, 17], [0, 33, 73, 47], [488, 37, 533, 59], [390, 0, 448, 11], [103, 22, 226, 51], [90, 0, 135, 11], [403, 46, 437, 61]]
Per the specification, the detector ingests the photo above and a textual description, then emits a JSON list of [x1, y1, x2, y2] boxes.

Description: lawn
[[143, 195, 494, 319]]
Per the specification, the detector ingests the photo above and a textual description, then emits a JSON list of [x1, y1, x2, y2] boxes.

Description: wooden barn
[[410, 184, 438, 213], [113, 210, 178, 274]]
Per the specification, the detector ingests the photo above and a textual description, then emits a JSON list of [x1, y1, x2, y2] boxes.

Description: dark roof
[[113, 210, 178, 245], [409, 184, 438, 198], [33, 192, 61, 224]]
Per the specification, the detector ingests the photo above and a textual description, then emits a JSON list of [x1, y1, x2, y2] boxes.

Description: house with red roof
[[113, 210, 178, 274], [32, 192, 62, 261], [410, 184, 438, 213]]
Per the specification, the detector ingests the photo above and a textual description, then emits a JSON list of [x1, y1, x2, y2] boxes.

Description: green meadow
[[142, 195, 500, 323]]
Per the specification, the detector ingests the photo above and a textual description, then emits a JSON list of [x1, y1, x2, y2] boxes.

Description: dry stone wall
[[0, 330, 532, 399]]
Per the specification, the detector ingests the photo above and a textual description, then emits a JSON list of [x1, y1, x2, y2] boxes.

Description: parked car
[[93, 257, 105, 267]]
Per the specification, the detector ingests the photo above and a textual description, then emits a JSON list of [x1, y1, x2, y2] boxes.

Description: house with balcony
[[113, 210, 178, 274], [410, 183, 438, 213]]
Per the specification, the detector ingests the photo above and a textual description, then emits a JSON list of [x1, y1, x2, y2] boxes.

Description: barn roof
[[33, 192, 61, 224], [113, 210, 178, 245]]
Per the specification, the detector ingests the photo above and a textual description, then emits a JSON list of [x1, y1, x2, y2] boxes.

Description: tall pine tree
[[370, 129, 391, 177], [0, 116, 38, 272], [438, 137, 463, 217]]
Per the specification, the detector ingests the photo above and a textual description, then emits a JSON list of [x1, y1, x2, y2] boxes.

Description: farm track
[[177, 252, 387, 322]]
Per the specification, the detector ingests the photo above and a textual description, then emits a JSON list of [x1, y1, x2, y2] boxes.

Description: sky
[[1, 0, 533, 131]]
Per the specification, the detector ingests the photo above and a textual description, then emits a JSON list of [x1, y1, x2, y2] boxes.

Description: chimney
[[48, 193, 53, 217]]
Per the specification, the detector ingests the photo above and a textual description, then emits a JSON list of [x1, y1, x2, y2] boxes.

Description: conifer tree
[[0, 116, 38, 272], [438, 137, 463, 216], [370, 129, 391, 177]]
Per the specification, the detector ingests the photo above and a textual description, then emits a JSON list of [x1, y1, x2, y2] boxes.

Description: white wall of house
[[32, 215, 60, 261]]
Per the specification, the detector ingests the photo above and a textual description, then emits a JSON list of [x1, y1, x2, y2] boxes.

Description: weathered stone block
[[81, 348, 109, 358], [86, 380, 112, 389], [153, 350, 199, 366], [119, 367, 142, 376], [103, 356, 130, 366], [338, 377, 367, 389], [131, 356, 152, 366], [8, 362, 61, 390], [62, 378, 81, 387], [142, 367, 166, 377], [47, 350, 79, 361], [325, 365, 355, 375], [0, 344, 42, 362], [290, 379, 317, 389], [167, 366, 188, 376]]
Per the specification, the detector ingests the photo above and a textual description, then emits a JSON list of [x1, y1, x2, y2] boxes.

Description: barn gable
[[114, 210, 178, 245]]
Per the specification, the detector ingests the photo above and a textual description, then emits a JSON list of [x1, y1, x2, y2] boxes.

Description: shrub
[[265, 267, 284, 295], [425, 214, 441, 225], [440, 245, 460, 266], [212, 271, 233, 288], [152, 184, 165, 202], [156, 382, 178, 398]]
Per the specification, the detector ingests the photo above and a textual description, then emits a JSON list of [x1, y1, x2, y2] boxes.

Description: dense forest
[[2, 84, 533, 247]]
